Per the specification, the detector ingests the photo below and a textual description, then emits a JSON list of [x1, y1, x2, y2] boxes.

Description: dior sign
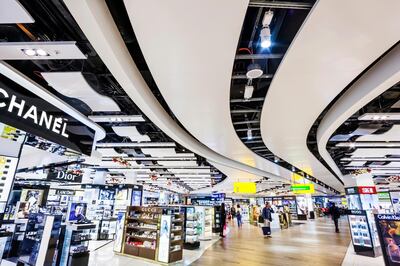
[[47, 171, 82, 183]]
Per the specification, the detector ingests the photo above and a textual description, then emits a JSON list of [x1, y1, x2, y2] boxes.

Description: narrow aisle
[[191, 217, 350, 266]]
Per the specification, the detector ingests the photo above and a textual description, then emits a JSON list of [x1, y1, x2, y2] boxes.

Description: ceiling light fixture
[[244, 85, 254, 100], [36, 49, 49, 56], [246, 64, 263, 79], [88, 115, 145, 123], [22, 48, 36, 56], [247, 129, 253, 140], [260, 11, 274, 48]]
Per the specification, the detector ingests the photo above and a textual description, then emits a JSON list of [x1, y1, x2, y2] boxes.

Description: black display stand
[[347, 210, 381, 257], [212, 206, 222, 234], [18, 213, 62, 266], [182, 206, 200, 250], [59, 223, 96, 266]]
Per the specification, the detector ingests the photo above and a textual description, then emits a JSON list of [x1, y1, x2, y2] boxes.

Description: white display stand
[[271, 213, 280, 229], [195, 206, 212, 240]]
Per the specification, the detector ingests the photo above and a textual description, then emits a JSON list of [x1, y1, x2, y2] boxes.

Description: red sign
[[358, 186, 377, 194]]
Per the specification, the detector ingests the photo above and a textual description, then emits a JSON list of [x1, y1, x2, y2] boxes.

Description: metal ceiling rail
[[96, 142, 176, 147], [231, 98, 265, 103], [236, 127, 260, 131], [235, 53, 284, 60], [231, 109, 260, 113], [249, 0, 313, 10], [232, 74, 273, 79], [233, 120, 260, 125]]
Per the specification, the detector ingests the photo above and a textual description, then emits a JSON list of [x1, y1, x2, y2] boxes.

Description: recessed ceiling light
[[36, 49, 48, 56], [22, 48, 36, 56]]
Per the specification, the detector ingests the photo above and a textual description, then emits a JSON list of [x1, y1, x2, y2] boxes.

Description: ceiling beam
[[233, 120, 260, 125], [232, 74, 273, 79], [235, 54, 283, 60], [231, 109, 260, 114], [248, 0, 313, 10], [231, 98, 265, 103]]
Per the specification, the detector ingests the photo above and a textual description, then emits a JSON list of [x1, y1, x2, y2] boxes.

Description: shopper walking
[[236, 204, 243, 228], [220, 203, 227, 237], [329, 202, 341, 233], [262, 202, 274, 237]]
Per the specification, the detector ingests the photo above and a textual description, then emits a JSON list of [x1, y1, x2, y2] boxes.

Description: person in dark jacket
[[329, 202, 341, 233], [220, 203, 227, 237], [262, 202, 274, 237]]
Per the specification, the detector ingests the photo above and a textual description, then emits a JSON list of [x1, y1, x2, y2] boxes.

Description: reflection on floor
[[191, 217, 351, 266], [341, 243, 384, 266], [88, 236, 219, 266]]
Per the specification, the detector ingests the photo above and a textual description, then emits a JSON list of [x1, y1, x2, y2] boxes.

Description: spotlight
[[247, 129, 253, 140], [260, 11, 274, 48], [246, 63, 263, 79], [260, 27, 272, 48], [36, 49, 48, 56], [22, 49, 36, 56], [244, 85, 254, 100]]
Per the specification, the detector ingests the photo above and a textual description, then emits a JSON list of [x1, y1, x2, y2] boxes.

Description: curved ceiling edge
[[260, 0, 400, 192], [0, 61, 106, 142], [121, 0, 306, 188], [317, 44, 400, 180], [63, 0, 290, 184]]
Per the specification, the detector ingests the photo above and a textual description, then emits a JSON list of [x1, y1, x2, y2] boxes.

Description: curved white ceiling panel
[[122, 0, 293, 182], [63, 0, 291, 187], [317, 45, 400, 179], [41, 72, 121, 112], [112, 126, 151, 142], [261, 0, 400, 191]]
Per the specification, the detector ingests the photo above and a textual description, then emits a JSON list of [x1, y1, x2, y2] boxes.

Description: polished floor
[[88, 217, 351, 266], [191, 217, 351, 266]]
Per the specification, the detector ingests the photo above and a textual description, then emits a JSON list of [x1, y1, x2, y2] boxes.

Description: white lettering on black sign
[[0, 88, 69, 138]]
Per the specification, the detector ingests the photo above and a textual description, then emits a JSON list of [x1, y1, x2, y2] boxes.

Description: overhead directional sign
[[233, 182, 256, 194], [291, 184, 315, 194]]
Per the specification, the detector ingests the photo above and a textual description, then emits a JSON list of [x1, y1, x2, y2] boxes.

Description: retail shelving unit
[[121, 206, 183, 263], [18, 214, 62, 266], [59, 223, 96, 266], [195, 206, 213, 241], [212, 206, 222, 234], [183, 206, 200, 249]]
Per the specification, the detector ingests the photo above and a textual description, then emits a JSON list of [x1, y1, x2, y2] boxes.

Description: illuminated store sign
[[358, 186, 377, 194], [291, 184, 315, 194], [0, 73, 94, 155], [0, 88, 69, 138], [47, 171, 83, 183], [233, 182, 256, 194]]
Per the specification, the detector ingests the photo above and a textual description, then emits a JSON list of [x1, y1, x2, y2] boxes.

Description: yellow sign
[[291, 184, 315, 194], [233, 182, 256, 194]]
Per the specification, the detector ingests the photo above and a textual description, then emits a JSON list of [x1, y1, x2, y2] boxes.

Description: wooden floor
[[191, 217, 351, 266]]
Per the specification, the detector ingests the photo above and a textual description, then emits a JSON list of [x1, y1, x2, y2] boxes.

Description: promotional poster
[[375, 214, 400, 266]]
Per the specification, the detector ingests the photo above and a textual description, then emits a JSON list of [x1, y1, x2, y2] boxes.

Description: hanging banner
[[0, 73, 94, 155], [233, 182, 256, 194], [291, 184, 315, 194]]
